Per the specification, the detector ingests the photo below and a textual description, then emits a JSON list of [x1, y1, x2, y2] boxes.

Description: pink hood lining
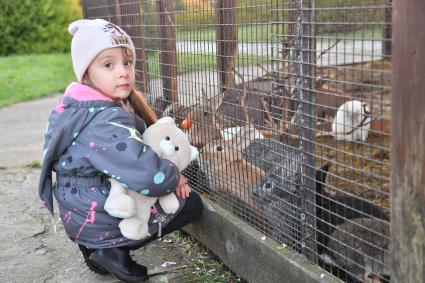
[[55, 83, 114, 113]]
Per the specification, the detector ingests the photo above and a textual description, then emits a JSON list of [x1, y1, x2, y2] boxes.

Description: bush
[[0, 0, 82, 56]]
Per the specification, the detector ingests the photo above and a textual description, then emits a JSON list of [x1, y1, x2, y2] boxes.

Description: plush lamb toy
[[104, 117, 199, 240]]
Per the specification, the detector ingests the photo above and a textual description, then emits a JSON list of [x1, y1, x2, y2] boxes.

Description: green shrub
[[0, 0, 82, 56]]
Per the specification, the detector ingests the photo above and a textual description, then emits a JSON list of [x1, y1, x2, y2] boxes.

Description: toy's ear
[[156, 117, 176, 126], [190, 145, 199, 161]]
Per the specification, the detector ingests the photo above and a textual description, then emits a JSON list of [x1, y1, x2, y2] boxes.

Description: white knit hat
[[68, 19, 136, 82]]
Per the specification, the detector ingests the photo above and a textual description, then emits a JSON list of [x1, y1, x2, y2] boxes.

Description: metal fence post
[[294, 0, 316, 260]]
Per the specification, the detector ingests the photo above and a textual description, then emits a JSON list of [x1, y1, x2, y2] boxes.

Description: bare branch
[[316, 39, 342, 61], [234, 70, 251, 124]]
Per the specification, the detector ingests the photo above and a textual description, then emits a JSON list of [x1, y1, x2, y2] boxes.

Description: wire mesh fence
[[83, 0, 392, 282]]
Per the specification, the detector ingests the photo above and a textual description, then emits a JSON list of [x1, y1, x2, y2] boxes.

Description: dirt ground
[[0, 96, 241, 283]]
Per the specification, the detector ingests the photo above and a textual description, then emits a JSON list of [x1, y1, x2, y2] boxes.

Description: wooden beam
[[215, 0, 237, 92], [391, 0, 425, 281], [382, 0, 392, 57], [80, 0, 88, 18], [157, 0, 178, 106], [119, 0, 149, 94]]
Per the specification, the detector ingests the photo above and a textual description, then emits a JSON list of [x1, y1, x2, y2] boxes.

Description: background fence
[[82, 1, 392, 282]]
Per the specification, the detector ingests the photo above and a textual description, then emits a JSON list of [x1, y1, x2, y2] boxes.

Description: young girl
[[39, 19, 203, 282]]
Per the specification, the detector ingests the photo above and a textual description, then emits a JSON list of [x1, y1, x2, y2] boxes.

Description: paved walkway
[[177, 40, 383, 66], [0, 96, 231, 282]]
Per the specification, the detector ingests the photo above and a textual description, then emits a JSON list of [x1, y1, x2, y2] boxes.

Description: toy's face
[[143, 118, 199, 171], [159, 135, 181, 158]]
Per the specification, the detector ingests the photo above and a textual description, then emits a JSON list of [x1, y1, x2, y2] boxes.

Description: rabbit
[[199, 125, 266, 207], [258, 162, 389, 255], [331, 100, 371, 142], [242, 137, 298, 172], [185, 106, 224, 148], [315, 163, 390, 256], [221, 126, 264, 141], [181, 82, 286, 148], [262, 193, 303, 247], [323, 217, 390, 283], [248, 139, 300, 202]]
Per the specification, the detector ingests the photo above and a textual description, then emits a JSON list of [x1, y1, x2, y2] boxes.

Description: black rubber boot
[[89, 247, 149, 282], [78, 245, 108, 275]]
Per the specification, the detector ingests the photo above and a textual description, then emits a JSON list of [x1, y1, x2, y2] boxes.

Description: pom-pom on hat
[[68, 19, 136, 82]]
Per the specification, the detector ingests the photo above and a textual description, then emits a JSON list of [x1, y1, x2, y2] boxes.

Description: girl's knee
[[186, 192, 203, 217]]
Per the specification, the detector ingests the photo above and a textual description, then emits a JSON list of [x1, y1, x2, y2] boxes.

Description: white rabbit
[[332, 100, 371, 142]]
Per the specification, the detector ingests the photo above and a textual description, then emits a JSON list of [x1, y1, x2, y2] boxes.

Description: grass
[[146, 52, 219, 77], [177, 24, 273, 42], [164, 231, 243, 283], [146, 52, 270, 77], [0, 53, 75, 108], [0, 25, 382, 107], [177, 25, 383, 42], [318, 26, 383, 41], [0, 51, 269, 106], [24, 161, 42, 169]]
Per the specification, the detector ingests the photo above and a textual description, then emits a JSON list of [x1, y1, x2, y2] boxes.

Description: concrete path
[[177, 40, 383, 66], [0, 95, 234, 282], [150, 40, 383, 107]]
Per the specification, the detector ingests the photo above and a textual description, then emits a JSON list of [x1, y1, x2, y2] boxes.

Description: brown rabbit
[[199, 125, 266, 207], [185, 106, 223, 148]]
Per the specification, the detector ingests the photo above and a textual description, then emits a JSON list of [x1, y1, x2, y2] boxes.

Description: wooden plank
[[81, 0, 110, 20], [382, 0, 392, 57], [80, 0, 88, 18], [391, 0, 425, 281], [119, 0, 149, 94], [184, 197, 341, 283], [156, 0, 178, 107], [215, 0, 237, 92]]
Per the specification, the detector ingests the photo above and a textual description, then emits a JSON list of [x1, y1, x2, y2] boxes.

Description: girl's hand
[[177, 173, 188, 187], [175, 183, 191, 199]]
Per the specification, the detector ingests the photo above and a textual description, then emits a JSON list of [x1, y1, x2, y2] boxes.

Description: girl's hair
[[121, 47, 157, 125], [126, 88, 157, 126]]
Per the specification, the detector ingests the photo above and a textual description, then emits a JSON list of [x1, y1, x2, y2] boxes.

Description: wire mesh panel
[[83, 0, 392, 282]]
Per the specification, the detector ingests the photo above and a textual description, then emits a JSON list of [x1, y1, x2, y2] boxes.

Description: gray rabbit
[[243, 138, 300, 202], [256, 162, 389, 260], [242, 138, 302, 246], [323, 217, 390, 283]]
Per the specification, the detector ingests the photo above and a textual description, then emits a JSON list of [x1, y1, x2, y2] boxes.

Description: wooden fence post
[[391, 0, 425, 281], [118, 0, 149, 94], [80, 0, 88, 18], [216, 0, 237, 92], [156, 0, 178, 107], [382, 0, 392, 57], [80, 0, 151, 95]]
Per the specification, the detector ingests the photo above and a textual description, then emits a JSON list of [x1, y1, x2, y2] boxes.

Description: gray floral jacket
[[39, 83, 184, 248]]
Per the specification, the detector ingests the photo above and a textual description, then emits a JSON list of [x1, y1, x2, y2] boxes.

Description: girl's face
[[85, 47, 135, 100]]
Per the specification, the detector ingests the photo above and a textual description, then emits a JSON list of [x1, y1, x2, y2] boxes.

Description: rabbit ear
[[190, 145, 199, 160], [234, 125, 261, 152]]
